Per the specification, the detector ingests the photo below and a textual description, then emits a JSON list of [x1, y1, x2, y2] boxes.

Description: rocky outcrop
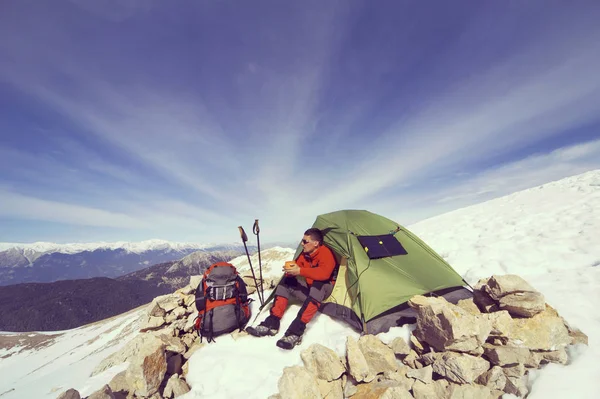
[[270, 274, 587, 399]]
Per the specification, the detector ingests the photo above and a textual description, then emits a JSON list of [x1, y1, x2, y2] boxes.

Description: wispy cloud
[[1, 1, 599, 243]]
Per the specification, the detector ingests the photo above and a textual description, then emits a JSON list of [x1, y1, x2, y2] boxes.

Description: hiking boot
[[276, 333, 302, 350], [246, 324, 278, 337]]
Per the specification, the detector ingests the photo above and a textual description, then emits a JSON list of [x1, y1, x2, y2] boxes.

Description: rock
[[163, 374, 190, 398], [504, 375, 529, 397], [410, 335, 428, 355], [189, 275, 202, 290], [347, 336, 375, 383], [125, 339, 167, 398], [165, 312, 179, 324], [57, 389, 81, 399], [108, 371, 129, 395], [93, 333, 164, 376], [182, 332, 196, 348], [171, 307, 187, 319], [301, 344, 346, 381], [352, 380, 412, 399], [476, 366, 507, 391], [184, 341, 205, 360], [316, 379, 343, 399], [389, 337, 411, 357], [536, 348, 568, 365], [473, 289, 499, 313], [408, 295, 491, 354], [447, 383, 497, 399], [183, 316, 197, 333], [140, 316, 166, 332], [456, 298, 481, 315], [357, 335, 399, 377], [482, 275, 539, 301], [379, 386, 414, 399], [167, 353, 183, 375], [158, 333, 187, 354], [431, 352, 490, 384], [147, 303, 167, 318], [482, 344, 531, 366], [411, 380, 449, 399], [498, 291, 546, 317], [402, 350, 422, 369], [502, 363, 525, 378], [183, 294, 195, 307], [380, 367, 414, 391], [343, 376, 358, 398], [155, 295, 181, 313], [566, 325, 588, 345], [505, 305, 570, 350], [481, 311, 512, 337], [278, 366, 322, 399], [87, 384, 115, 399], [406, 365, 432, 384], [418, 352, 442, 367]]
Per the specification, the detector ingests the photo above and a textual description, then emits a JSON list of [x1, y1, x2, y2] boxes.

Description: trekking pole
[[238, 226, 264, 307], [252, 219, 265, 305]]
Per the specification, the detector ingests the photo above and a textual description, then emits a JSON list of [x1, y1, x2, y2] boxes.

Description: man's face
[[301, 235, 319, 254]]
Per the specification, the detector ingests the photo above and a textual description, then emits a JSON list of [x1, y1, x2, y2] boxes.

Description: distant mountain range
[[0, 249, 245, 332], [0, 239, 256, 286]]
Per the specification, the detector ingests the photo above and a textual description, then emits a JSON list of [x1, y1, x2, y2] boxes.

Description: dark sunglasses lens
[[302, 239, 309, 244]]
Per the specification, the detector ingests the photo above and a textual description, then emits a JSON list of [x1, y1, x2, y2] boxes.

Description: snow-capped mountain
[[0, 239, 237, 255], [0, 240, 253, 286], [0, 170, 598, 399]]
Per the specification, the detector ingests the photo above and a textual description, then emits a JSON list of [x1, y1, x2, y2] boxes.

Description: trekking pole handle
[[238, 226, 248, 242], [253, 219, 260, 235]]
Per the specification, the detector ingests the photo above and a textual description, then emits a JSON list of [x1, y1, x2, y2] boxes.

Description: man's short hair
[[304, 228, 324, 245]]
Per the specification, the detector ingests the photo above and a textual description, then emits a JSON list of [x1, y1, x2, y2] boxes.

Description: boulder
[[57, 389, 81, 399], [505, 305, 570, 350], [411, 380, 449, 399], [481, 311, 512, 337], [408, 295, 491, 354], [498, 292, 545, 317], [357, 335, 399, 377], [447, 383, 498, 399], [352, 380, 412, 399], [140, 316, 166, 332], [155, 295, 181, 313], [476, 366, 507, 391], [347, 336, 374, 383], [278, 366, 322, 399], [108, 371, 129, 395], [456, 298, 481, 315], [389, 337, 411, 357], [316, 379, 343, 399], [189, 275, 202, 290], [163, 374, 191, 398], [301, 344, 346, 381], [482, 344, 531, 366], [504, 375, 529, 397], [431, 352, 490, 384], [406, 365, 432, 384], [125, 337, 167, 398], [482, 275, 539, 301]]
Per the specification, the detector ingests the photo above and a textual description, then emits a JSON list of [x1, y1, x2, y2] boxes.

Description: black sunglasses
[[302, 239, 312, 244]]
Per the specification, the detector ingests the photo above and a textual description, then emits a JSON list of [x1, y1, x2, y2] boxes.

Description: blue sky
[[1, 0, 600, 244]]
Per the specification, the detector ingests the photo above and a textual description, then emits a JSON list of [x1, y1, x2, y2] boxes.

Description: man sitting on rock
[[246, 228, 337, 349]]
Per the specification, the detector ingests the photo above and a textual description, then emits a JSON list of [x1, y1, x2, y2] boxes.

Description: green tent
[[264, 209, 471, 334]]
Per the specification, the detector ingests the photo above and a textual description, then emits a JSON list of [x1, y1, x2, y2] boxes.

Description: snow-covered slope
[[1, 170, 598, 399]]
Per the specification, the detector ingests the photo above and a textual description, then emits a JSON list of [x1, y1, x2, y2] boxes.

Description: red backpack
[[194, 262, 251, 342]]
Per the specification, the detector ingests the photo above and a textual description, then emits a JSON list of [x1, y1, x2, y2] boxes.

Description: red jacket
[[296, 245, 337, 285]]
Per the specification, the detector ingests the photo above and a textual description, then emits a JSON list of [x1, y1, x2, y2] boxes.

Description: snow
[[1, 169, 599, 399], [0, 239, 232, 255]]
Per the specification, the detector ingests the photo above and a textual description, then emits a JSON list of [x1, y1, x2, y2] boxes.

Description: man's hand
[[283, 263, 301, 276]]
